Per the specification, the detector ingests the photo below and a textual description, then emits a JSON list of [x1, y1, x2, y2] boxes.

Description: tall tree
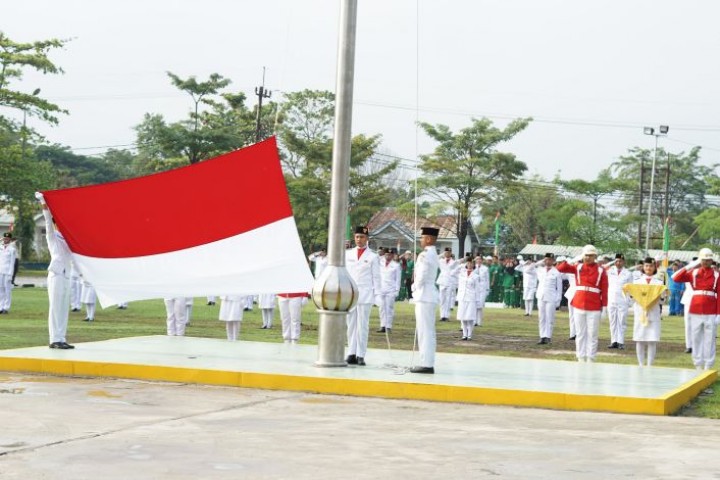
[[419, 117, 531, 255], [610, 146, 718, 249], [278, 90, 398, 249], [0, 32, 69, 124]]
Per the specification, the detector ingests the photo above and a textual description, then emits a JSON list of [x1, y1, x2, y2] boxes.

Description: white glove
[[34, 192, 45, 203], [571, 254, 583, 264], [601, 307, 607, 319], [685, 259, 702, 270]]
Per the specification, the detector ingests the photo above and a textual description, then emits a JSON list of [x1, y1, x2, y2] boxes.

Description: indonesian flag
[[40, 137, 314, 307]]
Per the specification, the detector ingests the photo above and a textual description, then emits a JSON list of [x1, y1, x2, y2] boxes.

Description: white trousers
[[524, 299, 534, 315], [261, 308, 274, 328], [415, 302, 437, 368], [568, 305, 576, 337], [475, 307, 484, 326], [0, 273, 11, 311], [574, 308, 601, 361], [347, 303, 371, 356], [689, 314, 717, 369], [70, 277, 82, 310], [538, 300, 556, 339], [608, 303, 629, 344], [636, 341, 657, 366], [48, 272, 70, 343], [225, 321, 240, 341], [164, 298, 187, 336], [84, 302, 96, 320], [378, 293, 396, 328], [439, 286, 454, 318], [461, 320, 474, 339], [279, 297, 302, 342]]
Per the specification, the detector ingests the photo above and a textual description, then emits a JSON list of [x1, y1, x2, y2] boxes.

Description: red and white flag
[[40, 137, 314, 307]]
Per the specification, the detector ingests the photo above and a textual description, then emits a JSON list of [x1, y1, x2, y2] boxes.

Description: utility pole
[[254, 67, 272, 143]]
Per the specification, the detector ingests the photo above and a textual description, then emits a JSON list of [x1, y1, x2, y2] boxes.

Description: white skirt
[[258, 293, 276, 309], [632, 305, 661, 342], [456, 300, 477, 322], [219, 296, 246, 322]]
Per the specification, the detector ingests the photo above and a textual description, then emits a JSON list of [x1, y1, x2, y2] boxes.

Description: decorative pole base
[[315, 310, 348, 367]]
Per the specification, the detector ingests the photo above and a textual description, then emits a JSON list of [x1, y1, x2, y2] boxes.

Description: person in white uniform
[[456, 260, 479, 340], [474, 256, 491, 326], [0, 232, 18, 314], [410, 227, 440, 374], [534, 253, 563, 344], [631, 258, 665, 367], [308, 248, 328, 279], [515, 258, 538, 316], [258, 292, 276, 329], [164, 297, 187, 336], [185, 297, 194, 326], [344, 225, 381, 366], [277, 292, 306, 342], [606, 253, 634, 350], [219, 294, 247, 341], [436, 248, 459, 321], [558, 256, 577, 340], [80, 277, 97, 322], [377, 247, 401, 333], [36, 192, 74, 349]]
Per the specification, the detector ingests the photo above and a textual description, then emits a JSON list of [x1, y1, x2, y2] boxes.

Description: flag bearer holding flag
[[36, 192, 74, 349], [671, 248, 720, 370], [627, 258, 666, 367]]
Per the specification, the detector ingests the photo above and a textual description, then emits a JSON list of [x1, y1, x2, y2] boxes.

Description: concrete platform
[[0, 336, 714, 416]]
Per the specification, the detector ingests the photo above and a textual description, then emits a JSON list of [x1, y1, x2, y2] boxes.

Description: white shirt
[[413, 246, 440, 303], [379, 258, 402, 295], [43, 209, 72, 276], [607, 265, 634, 305], [536, 266, 563, 304], [0, 242, 17, 276], [345, 247, 381, 304]]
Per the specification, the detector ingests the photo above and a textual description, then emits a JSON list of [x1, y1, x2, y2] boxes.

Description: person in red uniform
[[556, 244, 608, 362], [671, 248, 720, 370]]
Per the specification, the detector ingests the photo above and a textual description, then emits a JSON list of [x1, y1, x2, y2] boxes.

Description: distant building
[[367, 208, 483, 257]]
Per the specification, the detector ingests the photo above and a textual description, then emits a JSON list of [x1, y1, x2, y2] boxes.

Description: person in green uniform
[[488, 256, 504, 303], [402, 250, 415, 301], [502, 258, 517, 307]]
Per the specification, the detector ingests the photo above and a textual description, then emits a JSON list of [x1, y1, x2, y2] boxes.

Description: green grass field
[[2, 287, 718, 418]]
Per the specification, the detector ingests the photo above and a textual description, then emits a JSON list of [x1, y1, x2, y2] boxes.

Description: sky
[[3, 0, 720, 181]]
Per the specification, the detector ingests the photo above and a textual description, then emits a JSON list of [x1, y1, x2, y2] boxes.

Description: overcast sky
[[4, 0, 720, 180]]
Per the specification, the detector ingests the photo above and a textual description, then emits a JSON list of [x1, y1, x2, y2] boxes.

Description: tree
[[0, 32, 69, 124], [610, 146, 719, 249], [278, 90, 399, 249], [134, 72, 274, 170], [418, 117, 531, 256]]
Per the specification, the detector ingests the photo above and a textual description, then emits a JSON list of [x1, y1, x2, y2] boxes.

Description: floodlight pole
[[643, 125, 668, 255], [313, 0, 359, 367]]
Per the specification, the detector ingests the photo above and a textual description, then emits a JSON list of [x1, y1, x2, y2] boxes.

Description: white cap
[[484, 255, 493, 260], [516, 255, 523, 260], [404, 250, 412, 255], [556, 256, 566, 262], [699, 248, 713, 260], [582, 244, 598, 256]]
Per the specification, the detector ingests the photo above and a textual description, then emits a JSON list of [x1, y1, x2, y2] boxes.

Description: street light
[[643, 125, 669, 254]]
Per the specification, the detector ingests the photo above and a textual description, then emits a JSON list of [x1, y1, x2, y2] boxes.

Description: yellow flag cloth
[[622, 283, 667, 327]]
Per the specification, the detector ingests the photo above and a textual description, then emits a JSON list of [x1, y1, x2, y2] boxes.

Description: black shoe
[[608, 342, 618, 349], [260, 326, 267, 329], [49, 342, 62, 349], [83, 318, 92, 322], [0, 310, 5, 314], [524, 313, 530, 317], [357, 357, 366, 366], [376, 327, 386, 333], [440, 317, 448, 322], [568, 335, 576, 341], [537, 338, 548, 345], [410, 366, 435, 374], [60, 342, 75, 349], [71, 308, 80, 312], [618, 344, 625, 350], [346, 354, 358, 365], [685, 348, 692, 354], [545, 337, 552, 344]]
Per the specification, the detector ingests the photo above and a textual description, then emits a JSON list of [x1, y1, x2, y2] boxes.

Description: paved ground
[[1, 373, 718, 479]]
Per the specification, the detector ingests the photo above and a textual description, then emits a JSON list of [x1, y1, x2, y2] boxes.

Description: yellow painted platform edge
[[0, 356, 683, 415], [659, 369, 717, 415]]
